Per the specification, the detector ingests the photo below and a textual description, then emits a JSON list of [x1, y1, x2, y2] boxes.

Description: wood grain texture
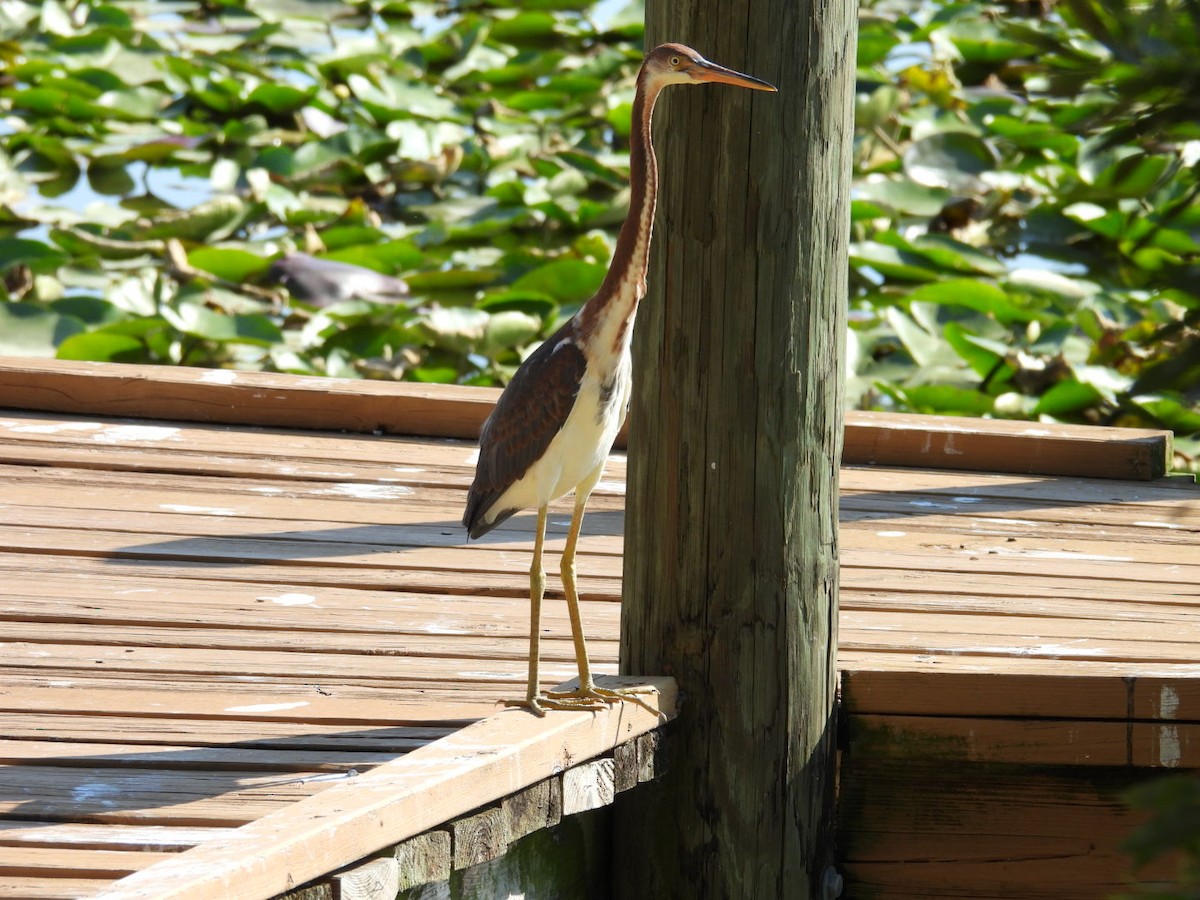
[[616, 5, 854, 898], [0, 378, 1193, 899], [91, 678, 676, 900], [837, 758, 1177, 899], [0, 359, 1172, 479]]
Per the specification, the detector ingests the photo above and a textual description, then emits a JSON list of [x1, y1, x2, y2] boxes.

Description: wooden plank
[[0, 877, 114, 899], [843, 667, 1132, 719], [450, 807, 506, 870], [0, 822, 227, 852], [560, 760, 615, 816], [332, 857, 399, 900], [92, 676, 675, 900], [0, 847, 173, 877], [393, 831, 451, 891], [0, 359, 1172, 478], [0, 740, 394, 773], [0, 360, 496, 443], [500, 778, 560, 844], [837, 758, 1174, 900], [0, 764, 338, 826], [0, 677, 493, 724], [0, 714, 451, 752], [845, 715, 1199, 767], [843, 410, 1170, 480]]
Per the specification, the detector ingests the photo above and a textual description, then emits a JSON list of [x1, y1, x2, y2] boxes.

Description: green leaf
[[906, 279, 1039, 324], [416, 306, 490, 352], [482, 310, 542, 351], [162, 302, 282, 346], [1033, 379, 1103, 416], [511, 259, 605, 304], [854, 179, 955, 217], [850, 242, 943, 282], [0, 304, 87, 357], [903, 132, 998, 192], [246, 83, 315, 114], [56, 330, 146, 361], [187, 248, 272, 282], [0, 239, 67, 273]]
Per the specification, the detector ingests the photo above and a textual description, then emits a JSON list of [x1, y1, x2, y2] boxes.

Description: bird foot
[[545, 684, 663, 718], [502, 684, 664, 719]]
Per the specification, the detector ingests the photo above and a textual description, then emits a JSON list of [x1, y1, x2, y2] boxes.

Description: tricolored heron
[[463, 43, 776, 715]]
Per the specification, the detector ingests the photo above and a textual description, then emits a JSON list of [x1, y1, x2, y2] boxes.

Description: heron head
[[645, 43, 777, 92]]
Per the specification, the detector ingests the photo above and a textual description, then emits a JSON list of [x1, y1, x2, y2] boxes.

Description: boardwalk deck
[[0, 359, 1196, 899]]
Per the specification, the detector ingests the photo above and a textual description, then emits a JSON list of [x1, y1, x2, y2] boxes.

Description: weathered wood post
[[614, 0, 855, 896]]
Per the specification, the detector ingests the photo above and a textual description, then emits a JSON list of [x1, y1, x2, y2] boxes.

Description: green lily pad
[[903, 132, 998, 192], [0, 303, 87, 357]]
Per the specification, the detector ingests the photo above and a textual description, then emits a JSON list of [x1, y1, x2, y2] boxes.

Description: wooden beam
[[331, 858, 398, 900], [0, 358, 1172, 480]]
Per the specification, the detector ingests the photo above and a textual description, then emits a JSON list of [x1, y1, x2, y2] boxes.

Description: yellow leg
[[561, 491, 596, 689], [502, 506, 549, 717], [538, 492, 660, 717]]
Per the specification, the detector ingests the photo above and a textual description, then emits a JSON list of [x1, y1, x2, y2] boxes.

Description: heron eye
[[670, 56, 681, 67]]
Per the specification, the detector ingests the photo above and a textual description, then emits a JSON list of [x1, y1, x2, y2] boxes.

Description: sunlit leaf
[[188, 247, 272, 282], [0, 303, 87, 357]]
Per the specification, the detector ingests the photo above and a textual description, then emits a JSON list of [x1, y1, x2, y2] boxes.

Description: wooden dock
[[0, 359, 1196, 899]]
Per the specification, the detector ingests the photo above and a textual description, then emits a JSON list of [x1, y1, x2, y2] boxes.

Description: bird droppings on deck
[[72, 783, 119, 807], [596, 480, 625, 494], [425, 621, 471, 635], [952, 496, 984, 503], [258, 593, 318, 607], [465, 449, 480, 465], [908, 500, 960, 509], [1134, 520, 1187, 529], [225, 702, 310, 713], [200, 369, 239, 384], [250, 485, 285, 494], [876, 531, 906, 537], [317, 483, 414, 500], [93, 425, 181, 444], [160, 504, 238, 516]]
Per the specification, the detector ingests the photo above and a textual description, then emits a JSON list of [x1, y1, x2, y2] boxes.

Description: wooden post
[[615, 0, 855, 896]]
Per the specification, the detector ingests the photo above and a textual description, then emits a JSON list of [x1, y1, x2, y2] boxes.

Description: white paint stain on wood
[[1157, 684, 1182, 768], [199, 370, 238, 385], [93, 425, 181, 444], [3, 421, 102, 434], [258, 593, 318, 607], [1159, 685, 1180, 719], [876, 531, 906, 538], [224, 702, 310, 713], [72, 783, 120, 807], [159, 504, 237, 516], [317, 483, 413, 500]]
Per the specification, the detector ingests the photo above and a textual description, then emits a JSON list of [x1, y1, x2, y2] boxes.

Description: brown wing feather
[[463, 324, 588, 538]]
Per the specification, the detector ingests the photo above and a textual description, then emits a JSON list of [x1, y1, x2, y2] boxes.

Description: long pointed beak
[[694, 59, 777, 92]]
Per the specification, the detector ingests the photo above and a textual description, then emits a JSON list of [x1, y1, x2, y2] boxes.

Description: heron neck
[[580, 72, 663, 348]]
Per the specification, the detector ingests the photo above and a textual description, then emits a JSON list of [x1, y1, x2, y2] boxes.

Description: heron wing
[[463, 329, 588, 538]]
